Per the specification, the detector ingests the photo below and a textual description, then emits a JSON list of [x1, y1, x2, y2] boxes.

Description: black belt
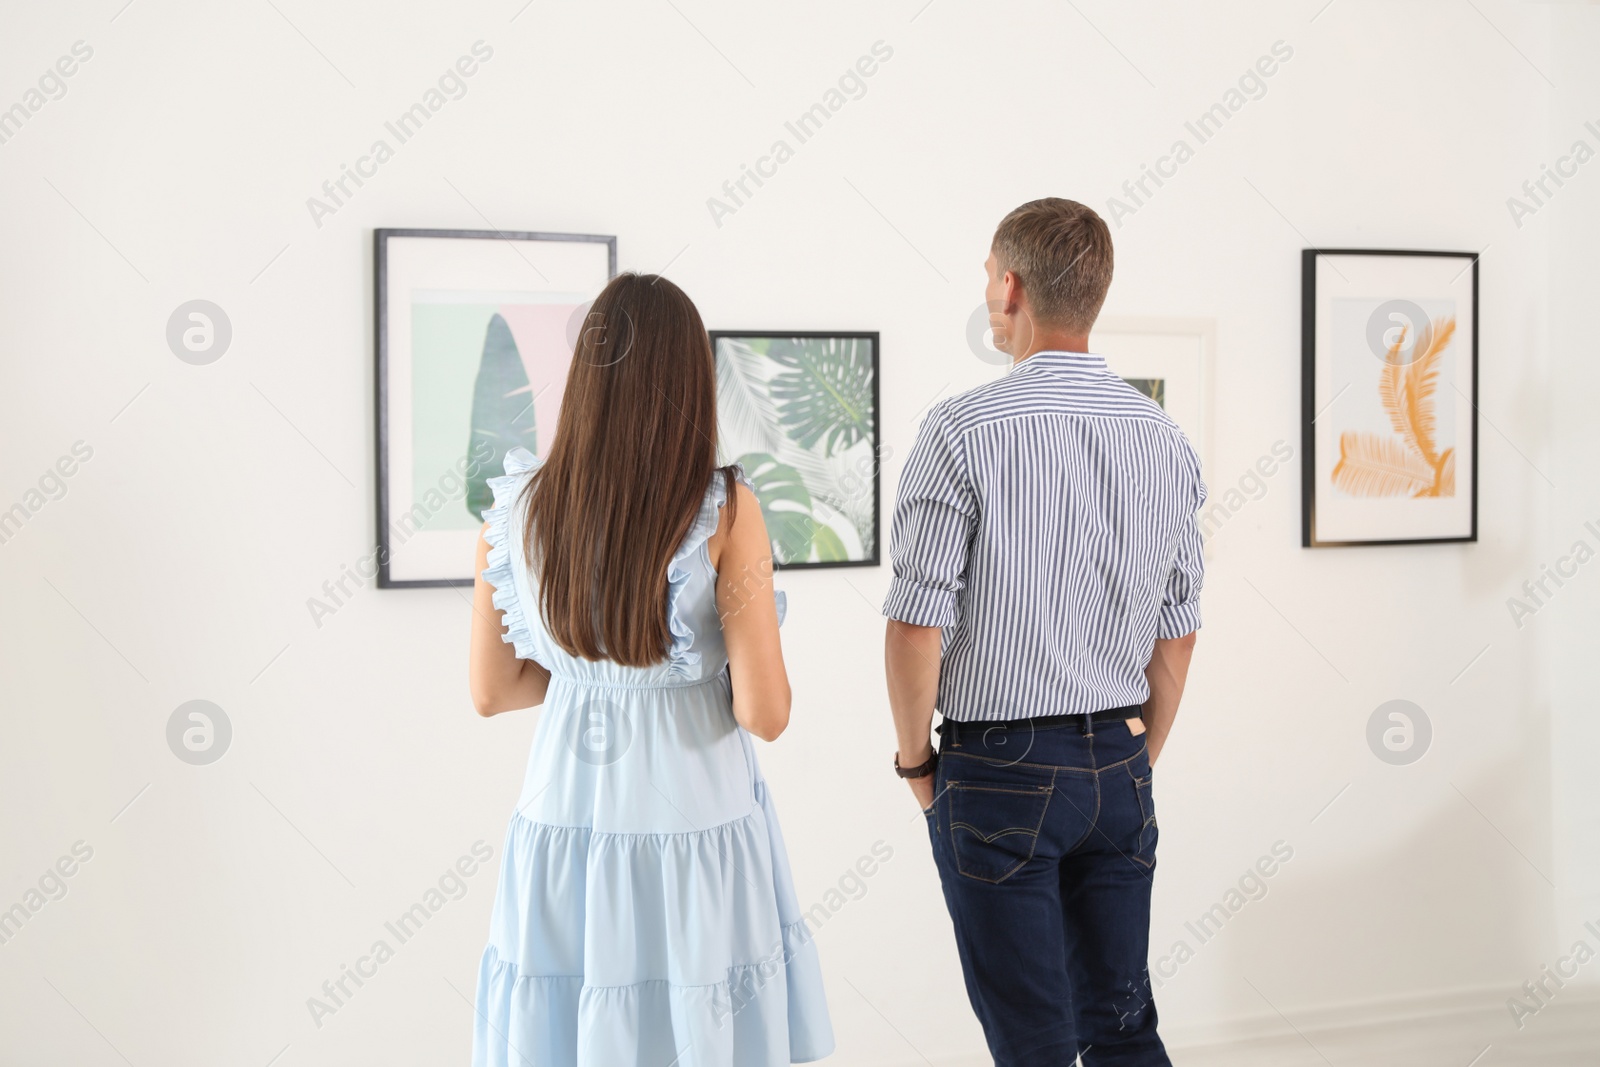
[[939, 705, 1142, 739]]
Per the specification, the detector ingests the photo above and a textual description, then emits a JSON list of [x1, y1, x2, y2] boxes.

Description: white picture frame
[[375, 228, 616, 587], [1092, 315, 1216, 475]]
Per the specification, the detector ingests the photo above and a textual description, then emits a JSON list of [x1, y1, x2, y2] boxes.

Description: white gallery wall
[[1, 1, 1595, 1064], [1548, 8, 1600, 980]]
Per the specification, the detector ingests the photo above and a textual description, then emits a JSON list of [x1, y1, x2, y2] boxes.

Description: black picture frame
[[375, 227, 617, 588], [1301, 247, 1479, 548], [710, 330, 882, 571]]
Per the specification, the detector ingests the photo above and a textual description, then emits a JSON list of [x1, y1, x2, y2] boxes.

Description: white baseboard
[[856, 984, 1600, 1067], [1164, 982, 1508, 1048], [1166, 982, 1600, 1065]]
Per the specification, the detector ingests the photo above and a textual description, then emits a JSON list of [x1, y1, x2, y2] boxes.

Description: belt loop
[[1082, 713, 1095, 737]]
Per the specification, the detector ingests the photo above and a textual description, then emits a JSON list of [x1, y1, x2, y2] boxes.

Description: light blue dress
[[473, 447, 834, 1066]]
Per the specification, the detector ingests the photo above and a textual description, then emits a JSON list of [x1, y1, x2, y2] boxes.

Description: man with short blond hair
[[883, 198, 1204, 1065]]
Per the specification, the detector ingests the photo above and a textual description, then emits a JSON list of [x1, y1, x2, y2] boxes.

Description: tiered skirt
[[472, 676, 833, 1066]]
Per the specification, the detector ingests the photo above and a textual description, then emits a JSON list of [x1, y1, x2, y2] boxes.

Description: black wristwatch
[[894, 750, 938, 779]]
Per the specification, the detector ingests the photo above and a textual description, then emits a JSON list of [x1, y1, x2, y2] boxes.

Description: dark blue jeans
[[926, 715, 1170, 1066]]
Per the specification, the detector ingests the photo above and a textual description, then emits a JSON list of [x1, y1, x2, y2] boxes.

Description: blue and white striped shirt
[[882, 350, 1206, 722]]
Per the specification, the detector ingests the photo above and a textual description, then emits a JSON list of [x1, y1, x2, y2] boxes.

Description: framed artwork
[[711, 331, 881, 569], [1301, 249, 1478, 547], [375, 228, 616, 587], [1092, 316, 1216, 473]]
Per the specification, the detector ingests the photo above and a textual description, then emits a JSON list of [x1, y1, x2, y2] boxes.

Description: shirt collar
[[1009, 350, 1109, 378]]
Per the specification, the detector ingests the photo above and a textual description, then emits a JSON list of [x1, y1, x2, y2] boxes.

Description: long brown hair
[[521, 273, 734, 666]]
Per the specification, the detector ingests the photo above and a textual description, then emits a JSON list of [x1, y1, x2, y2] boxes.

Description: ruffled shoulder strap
[[485, 456, 784, 674], [664, 464, 786, 677], [480, 446, 542, 661]]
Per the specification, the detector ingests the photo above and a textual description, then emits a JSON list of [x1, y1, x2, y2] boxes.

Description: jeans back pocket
[[946, 781, 1054, 883], [1129, 769, 1158, 868]]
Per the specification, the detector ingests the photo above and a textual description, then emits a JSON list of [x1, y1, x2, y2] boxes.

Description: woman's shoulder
[[479, 446, 544, 663], [704, 464, 759, 553], [496, 446, 542, 483], [710, 462, 758, 514]]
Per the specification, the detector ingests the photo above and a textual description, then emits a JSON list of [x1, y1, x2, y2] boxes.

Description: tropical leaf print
[[716, 339, 789, 461], [1430, 448, 1456, 498], [737, 452, 821, 565], [765, 337, 875, 458], [1123, 377, 1166, 407], [465, 313, 538, 520], [716, 341, 867, 543], [715, 334, 878, 565], [1336, 315, 1457, 499], [809, 523, 849, 563], [1331, 431, 1436, 497]]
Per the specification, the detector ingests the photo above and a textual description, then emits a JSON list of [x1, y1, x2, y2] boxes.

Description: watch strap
[[894, 750, 938, 779]]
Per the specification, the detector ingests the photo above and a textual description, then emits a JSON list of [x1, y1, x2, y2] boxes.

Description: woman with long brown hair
[[466, 273, 833, 1065]]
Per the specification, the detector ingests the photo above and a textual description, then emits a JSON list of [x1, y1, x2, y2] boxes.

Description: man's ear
[[1003, 270, 1023, 316]]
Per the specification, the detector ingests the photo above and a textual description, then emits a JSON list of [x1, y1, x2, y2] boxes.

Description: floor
[[1170, 996, 1600, 1066]]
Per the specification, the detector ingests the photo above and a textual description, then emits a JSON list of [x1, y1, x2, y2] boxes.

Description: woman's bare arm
[[710, 483, 790, 742], [469, 523, 550, 716]]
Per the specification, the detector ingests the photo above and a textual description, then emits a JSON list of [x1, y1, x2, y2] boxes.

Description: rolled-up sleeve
[[1157, 442, 1207, 639], [882, 400, 977, 628]]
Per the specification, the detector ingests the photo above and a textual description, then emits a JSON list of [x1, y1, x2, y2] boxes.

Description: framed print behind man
[[376, 228, 615, 587], [1301, 248, 1478, 548], [1092, 316, 1215, 474]]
